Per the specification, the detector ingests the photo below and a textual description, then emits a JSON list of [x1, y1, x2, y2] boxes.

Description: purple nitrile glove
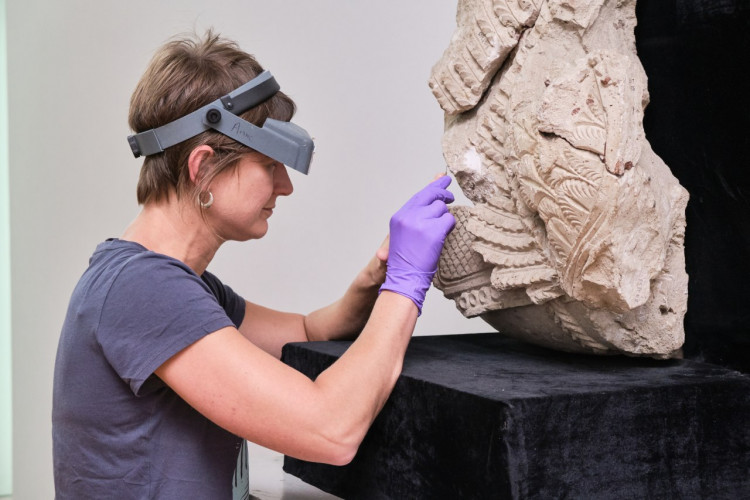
[[380, 176, 456, 315]]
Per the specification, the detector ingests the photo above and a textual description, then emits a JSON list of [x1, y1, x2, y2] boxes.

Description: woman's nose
[[275, 164, 294, 196]]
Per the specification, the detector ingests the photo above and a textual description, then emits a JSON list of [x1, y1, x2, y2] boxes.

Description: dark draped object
[[636, 0, 750, 373]]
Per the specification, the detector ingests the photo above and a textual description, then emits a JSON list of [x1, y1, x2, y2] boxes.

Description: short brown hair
[[128, 30, 296, 205]]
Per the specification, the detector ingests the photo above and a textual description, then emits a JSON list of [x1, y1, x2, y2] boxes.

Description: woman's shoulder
[[91, 238, 195, 276], [79, 238, 204, 302]]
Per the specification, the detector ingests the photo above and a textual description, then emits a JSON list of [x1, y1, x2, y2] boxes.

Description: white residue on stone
[[461, 147, 484, 173]]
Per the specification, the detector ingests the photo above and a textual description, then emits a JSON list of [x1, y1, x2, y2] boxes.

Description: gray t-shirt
[[53, 239, 247, 498]]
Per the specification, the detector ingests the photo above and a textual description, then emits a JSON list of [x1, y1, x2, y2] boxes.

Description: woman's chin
[[243, 223, 270, 241]]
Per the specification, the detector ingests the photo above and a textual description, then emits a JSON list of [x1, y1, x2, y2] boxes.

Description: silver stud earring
[[199, 191, 214, 209]]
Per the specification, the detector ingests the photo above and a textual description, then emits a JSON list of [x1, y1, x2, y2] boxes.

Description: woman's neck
[[121, 194, 222, 275]]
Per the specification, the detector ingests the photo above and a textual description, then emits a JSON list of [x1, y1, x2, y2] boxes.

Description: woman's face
[[205, 151, 294, 241]]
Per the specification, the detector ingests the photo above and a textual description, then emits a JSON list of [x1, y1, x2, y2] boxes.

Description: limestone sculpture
[[430, 0, 689, 358]]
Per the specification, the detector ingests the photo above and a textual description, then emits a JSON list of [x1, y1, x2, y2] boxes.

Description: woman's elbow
[[314, 426, 365, 466], [325, 443, 358, 467]]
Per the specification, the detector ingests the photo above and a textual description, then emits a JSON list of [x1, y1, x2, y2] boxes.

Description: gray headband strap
[[127, 70, 313, 174]]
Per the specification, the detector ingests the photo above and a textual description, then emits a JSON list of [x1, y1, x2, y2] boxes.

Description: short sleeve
[[97, 254, 237, 396], [201, 270, 245, 328]]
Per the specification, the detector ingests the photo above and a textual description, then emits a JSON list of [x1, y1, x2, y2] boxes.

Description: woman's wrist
[[360, 254, 387, 290]]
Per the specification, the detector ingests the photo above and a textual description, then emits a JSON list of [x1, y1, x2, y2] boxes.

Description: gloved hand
[[379, 176, 456, 314]]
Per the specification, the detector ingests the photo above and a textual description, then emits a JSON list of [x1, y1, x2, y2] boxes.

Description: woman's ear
[[188, 145, 215, 185]]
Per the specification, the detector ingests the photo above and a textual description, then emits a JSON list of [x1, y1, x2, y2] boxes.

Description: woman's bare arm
[[155, 290, 416, 465]]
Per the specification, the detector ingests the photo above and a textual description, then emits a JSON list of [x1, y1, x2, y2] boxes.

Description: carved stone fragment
[[431, 0, 689, 358]]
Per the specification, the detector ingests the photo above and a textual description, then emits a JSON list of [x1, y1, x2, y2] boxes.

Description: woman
[[52, 31, 455, 498]]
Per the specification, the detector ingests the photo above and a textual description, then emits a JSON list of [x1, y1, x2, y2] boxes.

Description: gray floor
[[248, 442, 341, 500]]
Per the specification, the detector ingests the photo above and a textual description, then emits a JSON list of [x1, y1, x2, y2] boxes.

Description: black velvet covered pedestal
[[282, 334, 750, 499]]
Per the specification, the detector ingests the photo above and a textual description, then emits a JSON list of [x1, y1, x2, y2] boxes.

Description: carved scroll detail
[[428, 0, 544, 115]]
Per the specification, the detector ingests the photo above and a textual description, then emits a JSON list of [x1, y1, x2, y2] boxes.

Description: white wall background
[[6, 1, 488, 497]]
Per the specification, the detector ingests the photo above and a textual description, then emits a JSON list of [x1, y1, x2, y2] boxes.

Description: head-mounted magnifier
[[127, 71, 314, 174]]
